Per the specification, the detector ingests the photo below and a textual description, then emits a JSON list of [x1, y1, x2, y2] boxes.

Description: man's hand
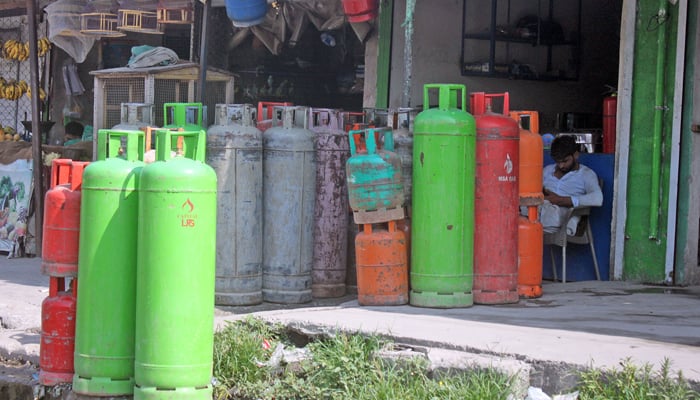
[[544, 191, 573, 207]]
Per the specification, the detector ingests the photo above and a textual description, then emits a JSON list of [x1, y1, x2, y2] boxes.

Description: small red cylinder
[[256, 101, 292, 132], [517, 216, 543, 298], [342, 0, 378, 22], [40, 277, 77, 385], [41, 159, 89, 277], [472, 94, 520, 305], [602, 95, 617, 154], [355, 221, 408, 306]]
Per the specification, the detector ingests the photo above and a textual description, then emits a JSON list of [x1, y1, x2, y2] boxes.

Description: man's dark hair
[[550, 135, 578, 161], [64, 121, 84, 137]]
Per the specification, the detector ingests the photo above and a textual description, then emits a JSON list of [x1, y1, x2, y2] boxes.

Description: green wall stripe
[[376, 0, 393, 109]]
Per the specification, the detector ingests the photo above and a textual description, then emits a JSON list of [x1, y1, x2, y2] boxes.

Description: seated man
[[540, 135, 603, 234], [63, 121, 84, 146]]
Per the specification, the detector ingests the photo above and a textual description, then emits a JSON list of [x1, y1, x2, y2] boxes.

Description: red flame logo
[[182, 198, 195, 213]]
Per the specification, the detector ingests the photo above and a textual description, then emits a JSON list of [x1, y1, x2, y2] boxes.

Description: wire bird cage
[[80, 0, 124, 37], [118, 9, 163, 34], [157, 0, 194, 24], [90, 62, 235, 131], [80, 12, 125, 37]]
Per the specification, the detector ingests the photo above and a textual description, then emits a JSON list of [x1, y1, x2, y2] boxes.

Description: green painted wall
[[624, 0, 679, 282]]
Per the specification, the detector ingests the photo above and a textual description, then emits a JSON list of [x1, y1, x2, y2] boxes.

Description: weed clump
[[212, 316, 513, 400], [577, 358, 699, 400]]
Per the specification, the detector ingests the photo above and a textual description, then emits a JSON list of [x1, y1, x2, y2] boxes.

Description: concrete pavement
[[2, 255, 700, 396]]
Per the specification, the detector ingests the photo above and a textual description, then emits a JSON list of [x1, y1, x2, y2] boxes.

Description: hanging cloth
[[62, 62, 86, 96]]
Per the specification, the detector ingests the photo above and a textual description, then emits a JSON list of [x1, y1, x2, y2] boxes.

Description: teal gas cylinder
[[346, 127, 404, 214], [73, 129, 146, 396], [134, 128, 217, 400], [390, 108, 416, 211], [206, 104, 263, 306], [410, 84, 476, 308]]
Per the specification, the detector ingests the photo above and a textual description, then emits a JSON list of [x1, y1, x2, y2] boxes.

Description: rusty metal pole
[[26, 0, 43, 256], [401, 0, 415, 108], [197, 0, 211, 102]]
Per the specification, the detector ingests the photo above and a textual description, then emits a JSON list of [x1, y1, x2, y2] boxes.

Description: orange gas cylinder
[[395, 217, 411, 275], [518, 127, 544, 206], [41, 159, 89, 277], [341, 111, 366, 132], [509, 110, 540, 134], [341, 110, 375, 153], [39, 276, 77, 385], [518, 215, 543, 298], [355, 221, 408, 306]]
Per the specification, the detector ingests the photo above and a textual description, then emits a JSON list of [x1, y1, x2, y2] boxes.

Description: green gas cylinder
[[73, 129, 146, 396], [163, 102, 205, 130], [134, 128, 217, 400], [411, 84, 476, 308]]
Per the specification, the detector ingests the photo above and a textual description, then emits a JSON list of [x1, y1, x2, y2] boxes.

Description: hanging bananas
[[0, 78, 42, 101], [0, 80, 23, 100], [38, 37, 51, 57], [1, 37, 51, 61], [26, 87, 47, 101]]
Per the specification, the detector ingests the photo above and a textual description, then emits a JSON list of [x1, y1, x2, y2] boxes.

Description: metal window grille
[[194, 80, 229, 127]]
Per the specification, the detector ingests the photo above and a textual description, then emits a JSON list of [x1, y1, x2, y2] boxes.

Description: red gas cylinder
[[470, 91, 509, 116], [342, 0, 378, 22], [471, 92, 520, 305], [41, 159, 89, 277], [602, 94, 617, 153], [518, 215, 543, 298], [257, 101, 292, 132], [355, 221, 408, 306], [40, 276, 77, 385]]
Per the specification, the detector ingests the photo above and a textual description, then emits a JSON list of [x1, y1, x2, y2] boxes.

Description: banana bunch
[[38, 37, 51, 57], [0, 79, 28, 101], [26, 86, 47, 101], [2, 40, 28, 61], [0, 37, 51, 61]]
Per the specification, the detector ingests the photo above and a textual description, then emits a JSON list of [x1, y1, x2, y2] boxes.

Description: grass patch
[[577, 358, 700, 400], [213, 316, 513, 400]]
